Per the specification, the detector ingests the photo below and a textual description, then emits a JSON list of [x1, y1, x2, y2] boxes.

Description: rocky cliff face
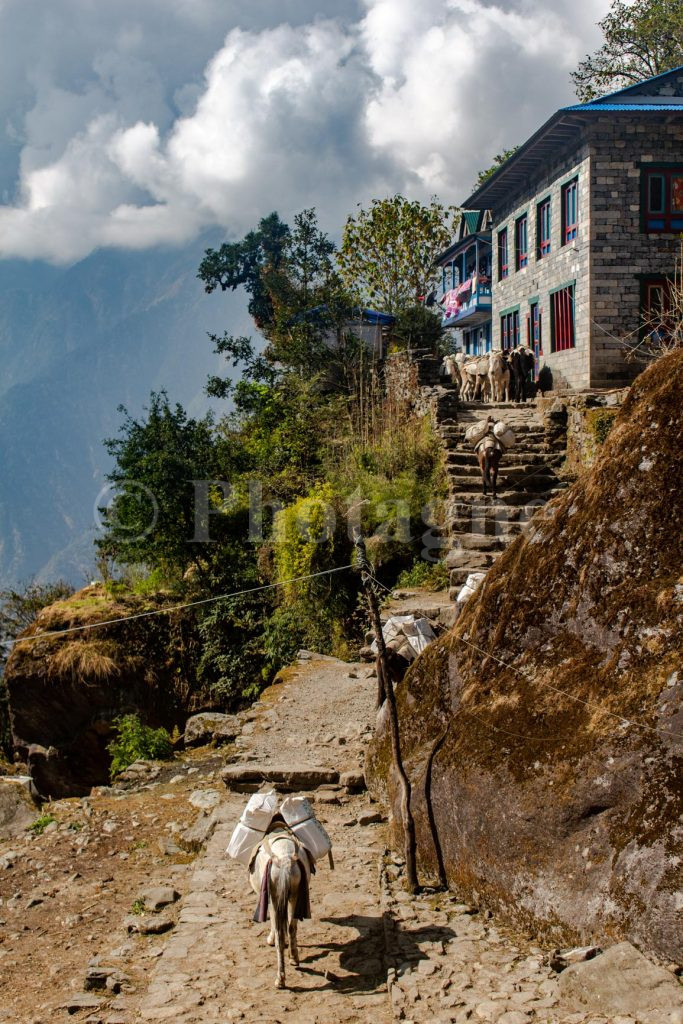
[[4, 586, 214, 798], [367, 351, 683, 962]]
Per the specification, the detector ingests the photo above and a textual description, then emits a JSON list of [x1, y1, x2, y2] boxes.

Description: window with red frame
[[643, 168, 683, 232], [537, 198, 551, 258], [498, 228, 509, 280], [516, 214, 528, 269], [550, 285, 575, 351], [561, 178, 578, 244], [501, 309, 520, 350]]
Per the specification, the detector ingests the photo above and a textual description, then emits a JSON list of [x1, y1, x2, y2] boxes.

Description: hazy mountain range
[[0, 236, 243, 586]]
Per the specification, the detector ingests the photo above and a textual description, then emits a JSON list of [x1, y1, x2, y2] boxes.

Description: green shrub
[[28, 813, 56, 835], [107, 714, 173, 780], [591, 409, 617, 446], [396, 559, 449, 591]]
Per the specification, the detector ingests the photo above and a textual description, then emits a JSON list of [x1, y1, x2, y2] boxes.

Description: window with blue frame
[[515, 215, 528, 269], [527, 302, 542, 377], [643, 167, 683, 232], [537, 198, 551, 258], [562, 178, 578, 244]]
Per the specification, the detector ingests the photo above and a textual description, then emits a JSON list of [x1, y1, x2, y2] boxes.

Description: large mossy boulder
[[5, 586, 214, 798], [367, 350, 683, 962]]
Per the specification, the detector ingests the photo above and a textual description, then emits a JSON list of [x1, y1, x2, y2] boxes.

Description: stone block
[[557, 942, 683, 1023], [0, 777, 38, 837], [183, 713, 240, 747], [221, 764, 340, 792]]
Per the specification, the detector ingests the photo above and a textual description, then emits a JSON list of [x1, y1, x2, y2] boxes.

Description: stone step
[[449, 519, 525, 538], [221, 765, 340, 792], [445, 461, 557, 480], [443, 430, 548, 442], [445, 450, 557, 467], [447, 491, 551, 509], [448, 534, 508, 552], [443, 446, 553, 460], [452, 428, 547, 442], [445, 475, 558, 494], [458, 402, 538, 411], [449, 563, 499, 586], [449, 560, 502, 584], [445, 548, 499, 570]]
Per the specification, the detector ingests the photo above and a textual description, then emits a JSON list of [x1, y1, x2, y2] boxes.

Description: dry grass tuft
[[48, 640, 121, 681]]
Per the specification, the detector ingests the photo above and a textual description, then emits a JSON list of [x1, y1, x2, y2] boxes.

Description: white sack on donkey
[[226, 789, 279, 865], [467, 416, 517, 498], [493, 420, 516, 450]]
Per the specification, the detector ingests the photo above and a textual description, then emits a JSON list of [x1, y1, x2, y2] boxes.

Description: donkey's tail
[[271, 855, 294, 950], [484, 449, 492, 488]]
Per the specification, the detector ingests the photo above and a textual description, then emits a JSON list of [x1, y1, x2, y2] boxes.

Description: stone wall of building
[[490, 112, 683, 391], [491, 144, 592, 390], [587, 114, 683, 387]]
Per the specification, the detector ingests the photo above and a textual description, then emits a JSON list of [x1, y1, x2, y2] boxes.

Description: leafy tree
[[337, 195, 459, 315], [199, 208, 348, 374], [198, 212, 290, 329], [572, 0, 683, 101], [97, 392, 222, 577], [390, 304, 444, 353], [0, 580, 75, 646], [474, 147, 520, 189]]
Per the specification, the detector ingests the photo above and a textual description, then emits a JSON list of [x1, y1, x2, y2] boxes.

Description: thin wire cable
[[459, 706, 556, 743], [454, 632, 683, 744], [2, 564, 354, 651], [366, 571, 393, 595], [367, 567, 683, 745]]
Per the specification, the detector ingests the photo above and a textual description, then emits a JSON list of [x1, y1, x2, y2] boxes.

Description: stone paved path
[[133, 656, 391, 1024], [123, 652, 677, 1024]]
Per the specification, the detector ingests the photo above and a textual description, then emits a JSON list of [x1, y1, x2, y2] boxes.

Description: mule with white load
[[227, 790, 332, 989], [465, 416, 516, 498]]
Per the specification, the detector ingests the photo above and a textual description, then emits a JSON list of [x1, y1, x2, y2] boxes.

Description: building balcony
[[440, 277, 492, 328]]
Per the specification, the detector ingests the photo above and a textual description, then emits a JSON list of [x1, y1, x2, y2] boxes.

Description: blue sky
[[0, 0, 608, 264]]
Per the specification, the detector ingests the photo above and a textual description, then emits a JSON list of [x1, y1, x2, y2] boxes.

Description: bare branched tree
[[625, 241, 683, 363]]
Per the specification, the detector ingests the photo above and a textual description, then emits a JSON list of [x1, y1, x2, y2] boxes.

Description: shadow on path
[[285, 913, 457, 996]]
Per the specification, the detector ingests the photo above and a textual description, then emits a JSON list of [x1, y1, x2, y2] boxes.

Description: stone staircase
[[435, 397, 568, 601]]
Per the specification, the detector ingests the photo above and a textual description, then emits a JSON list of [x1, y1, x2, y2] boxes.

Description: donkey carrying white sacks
[[227, 790, 333, 988]]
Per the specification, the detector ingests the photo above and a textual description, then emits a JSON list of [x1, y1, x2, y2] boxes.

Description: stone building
[[438, 66, 683, 389]]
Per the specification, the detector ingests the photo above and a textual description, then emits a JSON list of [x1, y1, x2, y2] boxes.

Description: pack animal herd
[[442, 346, 536, 403]]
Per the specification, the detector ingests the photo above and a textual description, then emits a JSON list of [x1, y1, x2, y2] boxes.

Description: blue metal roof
[[462, 66, 683, 211], [289, 305, 395, 327], [356, 308, 395, 325], [563, 102, 683, 111]]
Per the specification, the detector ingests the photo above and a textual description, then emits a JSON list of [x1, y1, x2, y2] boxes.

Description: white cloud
[[361, 0, 601, 195], [0, 0, 608, 263]]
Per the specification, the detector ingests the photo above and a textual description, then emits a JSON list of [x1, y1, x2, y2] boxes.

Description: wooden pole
[[354, 533, 419, 893]]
